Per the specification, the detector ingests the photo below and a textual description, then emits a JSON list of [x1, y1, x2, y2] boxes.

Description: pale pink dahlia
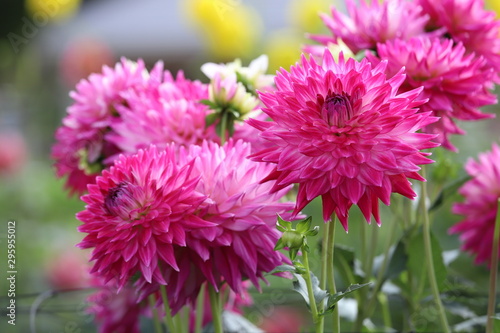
[[107, 71, 219, 152], [249, 50, 439, 230], [136, 140, 295, 312], [308, 0, 429, 55], [87, 281, 145, 333], [451, 143, 500, 265], [417, 0, 500, 73], [52, 58, 164, 194], [77, 145, 212, 288], [367, 37, 497, 151]]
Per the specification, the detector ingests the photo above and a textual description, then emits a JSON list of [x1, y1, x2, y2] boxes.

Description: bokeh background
[[0, 0, 499, 332]]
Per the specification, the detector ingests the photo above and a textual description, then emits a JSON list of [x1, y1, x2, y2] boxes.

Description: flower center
[[104, 182, 141, 220], [321, 93, 353, 127]]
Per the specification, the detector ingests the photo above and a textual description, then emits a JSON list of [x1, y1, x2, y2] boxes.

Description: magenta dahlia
[[451, 143, 500, 265], [308, 0, 429, 55], [417, 0, 500, 73], [107, 71, 219, 152], [135, 140, 296, 312], [52, 58, 164, 194], [249, 49, 439, 230], [77, 145, 212, 288], [367, 37, 497, 151]]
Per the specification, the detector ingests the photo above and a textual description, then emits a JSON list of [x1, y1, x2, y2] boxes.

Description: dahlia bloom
[[249, 50, 439, 230], [77, 145, 212, 288], [367, 37, 497, 151], [107, 71, 219, 152], [417, 0, 500, 73], [52, 58, 164, 194], [451, 143, 500, 265], [135, 140, 295, 312], [308, 0, 430, 55]]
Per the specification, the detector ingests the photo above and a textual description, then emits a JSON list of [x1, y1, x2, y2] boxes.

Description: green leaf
[[277, 215, 292, 230], [269, 264, 296, 275], [383, 238, 408, 281], [323, 283, 371, 314], [407, 229, 447, 291], [292, 272, 328, 309], [429, 176, 471, 211], [306, 226, 319, 237], [200, 99, 219, 109], [296, 216, 313, 234], [333, 244, 362, 284], [274, 238, 284, 251], [289, 248, 299, 261]]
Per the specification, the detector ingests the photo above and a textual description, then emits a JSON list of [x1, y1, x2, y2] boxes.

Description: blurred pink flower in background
[[59, 37, 115, 87], [250, 49, 438, 230], [0, 130, 27, 176], [367, 37, 497, 151], [451, 143, 500, 265], [44, 251, 91, 290], [260, 306, 307, 333]]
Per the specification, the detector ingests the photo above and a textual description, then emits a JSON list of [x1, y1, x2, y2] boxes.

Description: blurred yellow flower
[[485, 0, 500, 17], [25, 0, 81, 22], [183, 0, 263, 60], [288, 0, 334, 33], [263, 29, 306, 73]]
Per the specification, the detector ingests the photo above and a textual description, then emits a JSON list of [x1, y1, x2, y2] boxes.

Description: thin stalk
[[195, 284, 206, 333], [302, 247, 322, 333], [486, 199, 500, 333], [219, 112, 228, 145], [208, 284, 224, 333], [175, 309, 185, 333], [326, 216, 340, 333], [160, 284, 177, 333], [317, 223, 330, 332], [378, 292, 393, 329], [148, 294, 162, 333], [364, 217, 398, 319], [421, 166, 450, 333]]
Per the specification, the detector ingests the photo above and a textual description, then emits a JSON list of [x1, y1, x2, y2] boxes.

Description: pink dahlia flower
[[367, 37, 497, 151], [417, 0, 500, 73], [107, 71, 219, 152], [77, 145, 213, 288], [249, 50, 439, 230], [308, 0, 429, 55], [135, 140, 295, 313], [52, 58, 164, 195], [451, 143, 500, 265]]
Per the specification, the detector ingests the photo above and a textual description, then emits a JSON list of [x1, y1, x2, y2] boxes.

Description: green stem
[[175, 309, 185, 333], [421, 166, 450, 333], [195, 284, 206, 333], [160, 284, 177, 333], [327, 216, 340, 333], [148, 294, 162, 333], [302, 247, 322, 333], [318, 223, 329, 332], [208, 284, 224, 333], [364, 217, 398, 320], [219, 112, 228, 145], [486, 199, 500, 333], [378, 292, 393, 329]]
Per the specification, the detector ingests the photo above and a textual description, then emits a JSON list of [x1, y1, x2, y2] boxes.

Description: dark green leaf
[[429, 176, 471, 211], [306, 226, 319, 236], [384, 239, 408, 281], [289, 248, 299, 261], [407, 230, 447, 291], [200, 99, 219, 109], [324, 283, 371, 314], [292, 272, 328, 309]]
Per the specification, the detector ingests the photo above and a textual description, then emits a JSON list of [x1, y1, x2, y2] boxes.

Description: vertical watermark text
[[6, 220, 17, 326]]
